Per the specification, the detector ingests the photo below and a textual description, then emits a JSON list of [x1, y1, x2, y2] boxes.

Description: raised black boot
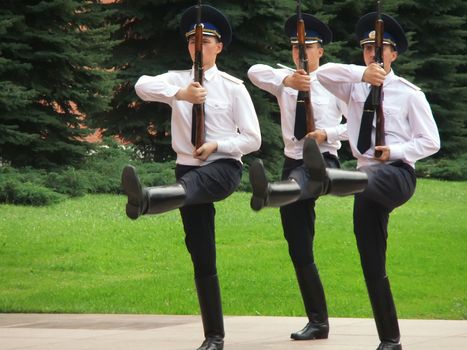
[[249, 139, 326, 211], [249, 159, 302, 211], [322, 168, 368, 196], [195, 275, 225, 350], [366, 277, 402, 350], [302, 138, 368, 196], [249, 139, 368, 211], [291, 263, 329, 340], [121, 165, 186, 220]]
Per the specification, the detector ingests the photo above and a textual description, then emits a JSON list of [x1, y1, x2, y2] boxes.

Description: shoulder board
[[219, 71, 243, 84], [399, 77, 421, 91]]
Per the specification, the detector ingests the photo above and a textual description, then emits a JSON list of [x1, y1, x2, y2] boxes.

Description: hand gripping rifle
[[373, 0, 385, 157], [193, 0, 205, 149], [296, 0, 315, 133]]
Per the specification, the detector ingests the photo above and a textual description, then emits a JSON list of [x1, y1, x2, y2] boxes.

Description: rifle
[[193, 0, 205, 149], [296, 0, 315, 133], [373, 0, 385, 157]]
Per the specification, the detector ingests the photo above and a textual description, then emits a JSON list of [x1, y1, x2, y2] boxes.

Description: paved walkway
[[0, 314, 466, 350]]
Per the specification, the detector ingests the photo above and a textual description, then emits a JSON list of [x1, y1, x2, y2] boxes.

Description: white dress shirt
[[316, 63, 440, 169], [248, 64, 348, 160], [135, 65, 261, 166]]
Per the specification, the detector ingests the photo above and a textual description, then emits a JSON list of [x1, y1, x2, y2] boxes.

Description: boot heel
[[249, 159, 268, 211], [303, 138, 326, 182], [121, 165, 145, 219]]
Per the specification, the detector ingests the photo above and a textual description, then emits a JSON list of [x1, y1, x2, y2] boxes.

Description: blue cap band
[[360, 30, 397, 47], [185, 22, 221, 39], [290, 30, 323, 44]]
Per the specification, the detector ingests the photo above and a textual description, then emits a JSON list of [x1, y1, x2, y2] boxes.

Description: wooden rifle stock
[[373, 0, 385, 157], [193, 1, 205, 149], [296, 1, 315, 133]]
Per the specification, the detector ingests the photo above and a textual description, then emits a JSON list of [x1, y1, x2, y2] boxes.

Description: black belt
[[322, 151, 339, 162], [389, 160, 415, 176]]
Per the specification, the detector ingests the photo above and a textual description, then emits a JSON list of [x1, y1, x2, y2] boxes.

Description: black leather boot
[[249, 159, 302, 211], [302, 138, 368, 196], [376, 342, 402, 350], [302, 138, 327, 182], [249, 139, 368, 211], [291, 263, 329, 340], [322, 168, 368, 196], [366, 277, 402, 350], [121, 165, 185, 220], [195, 275, 224, 350], [248, 138, 326, 211]]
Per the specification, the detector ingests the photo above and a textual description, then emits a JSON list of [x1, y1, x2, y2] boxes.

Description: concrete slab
[[0, 313, 466, 350]]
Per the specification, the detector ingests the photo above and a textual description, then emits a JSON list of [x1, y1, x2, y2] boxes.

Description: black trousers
[[353, 161, 416, 280], [280, 153, 340, 267], [176, 159, 242, 278]]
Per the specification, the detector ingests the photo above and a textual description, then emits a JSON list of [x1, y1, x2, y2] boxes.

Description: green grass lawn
[[0, 179, 465, 319]]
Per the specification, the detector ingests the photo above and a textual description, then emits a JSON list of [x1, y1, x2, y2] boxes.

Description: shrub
[[340, 159, 358, 171], [133, 161, 176, 187], [2, 135, 463, 207], [45, 168, 89, 197], [0, 178, 64, 206], [416, 156, 467, 181], [81, 138, 145, 194]]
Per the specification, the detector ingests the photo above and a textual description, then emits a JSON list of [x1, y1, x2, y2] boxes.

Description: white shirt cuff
[[389, 144, 404, 161], [216, 140, 229, 154], [324, 127, 338, 143], [351, 65, 368, 83]]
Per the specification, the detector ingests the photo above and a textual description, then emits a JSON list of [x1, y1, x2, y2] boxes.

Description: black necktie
[[357, 89, 375, 154], [294, 91, 307, 140]]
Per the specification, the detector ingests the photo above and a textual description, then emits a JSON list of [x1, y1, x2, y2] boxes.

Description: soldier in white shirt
[[121, 5, 261, 350], [247, 14, 367, 341], [317, 12, 440, 350]]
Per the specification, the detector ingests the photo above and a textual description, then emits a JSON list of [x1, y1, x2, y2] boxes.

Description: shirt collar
[[384, 69, 396, 85], [309, 68, 318, 81], [191, 64, 218, 82], [204, 65, 218, 81]]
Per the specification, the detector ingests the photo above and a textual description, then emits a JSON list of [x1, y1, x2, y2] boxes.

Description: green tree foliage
[[0, 0, 118, 168], [2, 0, 464, 177], [88, 1, 189, 163], [394, 0, 467, 158]]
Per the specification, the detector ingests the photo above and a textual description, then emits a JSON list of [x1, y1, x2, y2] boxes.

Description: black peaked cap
[[355, 12, 408, 53], [284, 13, 332, 45], [180, 4, 232, 48]]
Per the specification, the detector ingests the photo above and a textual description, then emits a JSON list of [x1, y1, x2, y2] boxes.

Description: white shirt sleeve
[[324, 98, 348, 143], [317, 63, 367, 104], [325, 123, 348, 143], [217, 84, 261, 155], [248, 64, 290, 96], [134, 73, 181, 106], [389, 90, 441, 163]]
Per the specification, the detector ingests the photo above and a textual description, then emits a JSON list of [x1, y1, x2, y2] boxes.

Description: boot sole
[[290, 333, 329, 340], [249, 159, 268, 211], [303, 138, 326, 182], [121, 165, 143, 220]]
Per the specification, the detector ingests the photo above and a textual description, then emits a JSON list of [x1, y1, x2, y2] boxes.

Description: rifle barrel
[[193, 3, 205, 149], [373, 0, 385, 156], [296, 2, 315, 133]]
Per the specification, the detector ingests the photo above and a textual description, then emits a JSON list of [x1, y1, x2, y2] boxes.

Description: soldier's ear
[[318, 47, 324, 58], [216, 42, 223, 54]]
